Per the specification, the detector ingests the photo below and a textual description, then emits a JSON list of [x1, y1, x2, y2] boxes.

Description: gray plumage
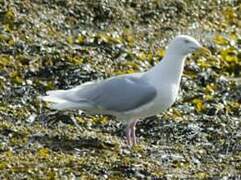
[[40, 75, 157, 113]]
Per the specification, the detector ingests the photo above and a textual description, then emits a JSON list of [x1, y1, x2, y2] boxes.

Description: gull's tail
[[39, 89, 82, 110], [39, 81, 97, 111]]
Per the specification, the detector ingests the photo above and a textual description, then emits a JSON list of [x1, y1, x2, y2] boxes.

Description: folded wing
[[40, 75, 157, 113]]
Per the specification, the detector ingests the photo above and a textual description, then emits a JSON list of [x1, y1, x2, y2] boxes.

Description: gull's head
[[167, 35, 211, 56]]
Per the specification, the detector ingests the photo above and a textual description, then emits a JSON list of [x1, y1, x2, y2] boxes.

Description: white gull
[[40, 35, 211, 146]]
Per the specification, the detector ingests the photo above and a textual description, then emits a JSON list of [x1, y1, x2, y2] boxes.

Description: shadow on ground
[[29, 134, 115, 152]]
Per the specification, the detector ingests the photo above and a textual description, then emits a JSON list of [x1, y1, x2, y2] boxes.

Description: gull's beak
[[194, 47, 212, 57]]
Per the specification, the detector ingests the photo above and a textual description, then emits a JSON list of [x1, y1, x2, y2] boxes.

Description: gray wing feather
[[67, 76, 157, 112]]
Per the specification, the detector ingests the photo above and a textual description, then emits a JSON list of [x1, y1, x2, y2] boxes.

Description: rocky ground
[[0, 0, 240, 179]]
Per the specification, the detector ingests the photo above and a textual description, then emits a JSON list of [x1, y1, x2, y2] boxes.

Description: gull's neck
[[145, 51, 186, 86]]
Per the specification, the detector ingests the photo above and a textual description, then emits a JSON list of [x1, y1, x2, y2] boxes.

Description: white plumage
[[40, 35, 211, 146]]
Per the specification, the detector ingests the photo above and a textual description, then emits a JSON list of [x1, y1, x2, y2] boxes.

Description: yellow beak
[[194, 47, 212, 57]]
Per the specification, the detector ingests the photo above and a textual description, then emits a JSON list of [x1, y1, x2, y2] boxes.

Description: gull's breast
[[149, 83, 178, 114]]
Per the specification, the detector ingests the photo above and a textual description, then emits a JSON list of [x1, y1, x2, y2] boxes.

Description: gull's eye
[[184, 39, 190, 44]]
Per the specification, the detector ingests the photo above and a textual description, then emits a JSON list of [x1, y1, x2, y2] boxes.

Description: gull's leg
[[130, 119, 139, 145], [125, 125, 132, 145], [125, 119, 139, 146]]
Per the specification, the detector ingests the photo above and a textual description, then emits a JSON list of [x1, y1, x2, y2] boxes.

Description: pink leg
[[125, 119, 139, 146], [130, 119, 138, 145], [125, 126, 131, 145]]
